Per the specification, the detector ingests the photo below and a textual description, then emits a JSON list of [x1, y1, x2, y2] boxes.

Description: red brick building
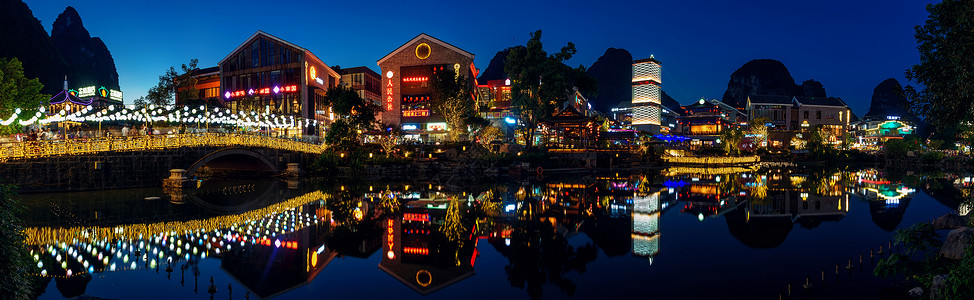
[[377, 34, 477, 138]]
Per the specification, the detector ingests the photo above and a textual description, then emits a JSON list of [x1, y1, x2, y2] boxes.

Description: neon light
[[415, 43, 431, 60], [403, 247, 428, 255], [402, 110, 430, 117], [225, 85, 297, 99], [386, 218, 395, 260], [402, 124, 418, 130], [309, 66, 317, 82], [386, 76, 394, 111], [402, 77, 428, 83], [403, 213, 429, 222]]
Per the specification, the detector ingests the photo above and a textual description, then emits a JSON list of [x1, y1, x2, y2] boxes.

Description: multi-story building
[[745, 95, 852, 147], [377, 33, 477, 139], [850, 116, 916, 150], [678, 99, 745, 147], [177, 31, 341, 127], [337, 66, 381, 106], [631, 56, 663, 134]]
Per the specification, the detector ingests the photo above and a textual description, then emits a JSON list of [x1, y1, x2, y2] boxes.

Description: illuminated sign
[[78, 86, 96, 97], [386, 218, 396, 260], [385, 73, 394, 111], [225, 85, 297, 99], [109, 89, 123, 101], [403, 247, 428, 255], [427, 122, 446, 131], [309, 66, 317, 81], [402, 124, 418, 130], [402, 77, 428, 83], [415, 43, 431, 60], [403, 213, 429, 222], [98, 87, 108, 98], [402, 110, 430, 117], [68, 89, 78, 96]]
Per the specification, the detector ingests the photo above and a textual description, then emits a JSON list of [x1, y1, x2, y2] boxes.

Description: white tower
[[632, 56, 662, 133]]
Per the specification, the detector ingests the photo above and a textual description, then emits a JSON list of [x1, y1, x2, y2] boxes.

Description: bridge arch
[[185, 148, 280, 178]]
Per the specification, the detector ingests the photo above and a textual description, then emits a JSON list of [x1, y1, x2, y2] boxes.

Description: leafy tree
[[746, 117, 769, 149], [0, 57, 50, 134], [320, 85, 380, 149], [905, 0, 974, 134], [719, 128, 745, 156], [145, 58, 199, 106], [0, 183, 34, 299], [504, 30, 598, 147], [430, 67, 475, 142]]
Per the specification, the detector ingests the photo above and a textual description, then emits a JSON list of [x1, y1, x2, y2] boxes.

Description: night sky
[[27, 0, 935, 115]]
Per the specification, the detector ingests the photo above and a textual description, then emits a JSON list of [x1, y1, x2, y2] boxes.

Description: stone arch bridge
[[0, 133, 323, 193]]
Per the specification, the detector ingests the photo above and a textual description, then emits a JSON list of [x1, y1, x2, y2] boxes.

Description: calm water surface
[[17, 167, 963, 299]]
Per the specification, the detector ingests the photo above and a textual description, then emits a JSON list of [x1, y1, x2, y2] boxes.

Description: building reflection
[[849, 169, 916, 231], [19, 167, 945, 298]]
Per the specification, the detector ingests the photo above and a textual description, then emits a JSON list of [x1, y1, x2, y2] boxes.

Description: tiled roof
[[747, 95, 794, 105], [796, 96, 846, 107]]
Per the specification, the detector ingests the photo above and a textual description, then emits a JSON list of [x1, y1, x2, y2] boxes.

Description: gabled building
[[177, 31, 341, 127], [377, 33, 477, 139], [745, 95, 852, 147]]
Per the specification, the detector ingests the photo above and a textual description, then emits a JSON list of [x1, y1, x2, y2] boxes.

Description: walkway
[[0, 133, 325, 161]]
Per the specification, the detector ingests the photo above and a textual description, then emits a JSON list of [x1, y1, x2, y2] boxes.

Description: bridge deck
[[0, 133, 325, 161]]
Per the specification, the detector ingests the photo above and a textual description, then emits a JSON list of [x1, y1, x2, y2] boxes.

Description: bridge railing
[[0, 133, 326, 161]]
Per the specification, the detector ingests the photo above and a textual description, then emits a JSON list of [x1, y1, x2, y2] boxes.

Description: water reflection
[[18, 167, 964, 299]]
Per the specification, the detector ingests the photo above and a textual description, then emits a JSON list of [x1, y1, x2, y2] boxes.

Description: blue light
[[505, 117, 516, 125]]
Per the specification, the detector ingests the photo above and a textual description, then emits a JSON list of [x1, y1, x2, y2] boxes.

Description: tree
[[0, 183, 34, 299], [0, 58, 50, 134], [719, 128, 745, 156], [504, 30, 598, 147], [320, 86, 380, 149], [905, 0, 974, 134], [145, 58, 199, 106], [376, 123, 405, 157], [430, 67, 475, 142], [746, 117, 769, 149]]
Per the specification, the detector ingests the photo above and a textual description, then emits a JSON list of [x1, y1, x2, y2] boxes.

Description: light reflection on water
[[18, 167, 965, 299]]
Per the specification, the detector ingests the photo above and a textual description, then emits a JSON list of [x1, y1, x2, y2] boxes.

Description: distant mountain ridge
[[721, 59, 827, 108], [0, 1, 118, 94], [865, 78, 912, 120]]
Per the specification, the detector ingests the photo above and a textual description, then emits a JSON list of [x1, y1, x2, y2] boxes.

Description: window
[[251, 41, 259, 68], [803, 111, 809, 119], [816, 111, 822, 119]]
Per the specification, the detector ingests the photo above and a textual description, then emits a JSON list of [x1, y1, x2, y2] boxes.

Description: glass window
[[251, 41, 259, 68], [816, 111, 822, 119]]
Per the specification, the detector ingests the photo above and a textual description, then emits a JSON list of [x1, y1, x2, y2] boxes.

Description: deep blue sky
[[27, 0, 934, 115]]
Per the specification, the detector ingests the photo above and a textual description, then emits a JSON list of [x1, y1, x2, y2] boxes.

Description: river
[[17, 167, 965, 299]]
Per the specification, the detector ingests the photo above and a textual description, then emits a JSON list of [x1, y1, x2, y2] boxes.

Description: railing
[[662, 155, 760, 165], [23, 190, 329, 246], [0, 133, 326, 161]]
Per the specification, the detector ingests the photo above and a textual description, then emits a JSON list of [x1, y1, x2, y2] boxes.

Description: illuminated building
[[677, 99, 745, 147], [849, 116, 915, 150], [745, 95, 852, 148], [631, 56, 662, 133], [377, 33, 477, 139], [50, 77, 123, 113], [177, 31, 341, 126]]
